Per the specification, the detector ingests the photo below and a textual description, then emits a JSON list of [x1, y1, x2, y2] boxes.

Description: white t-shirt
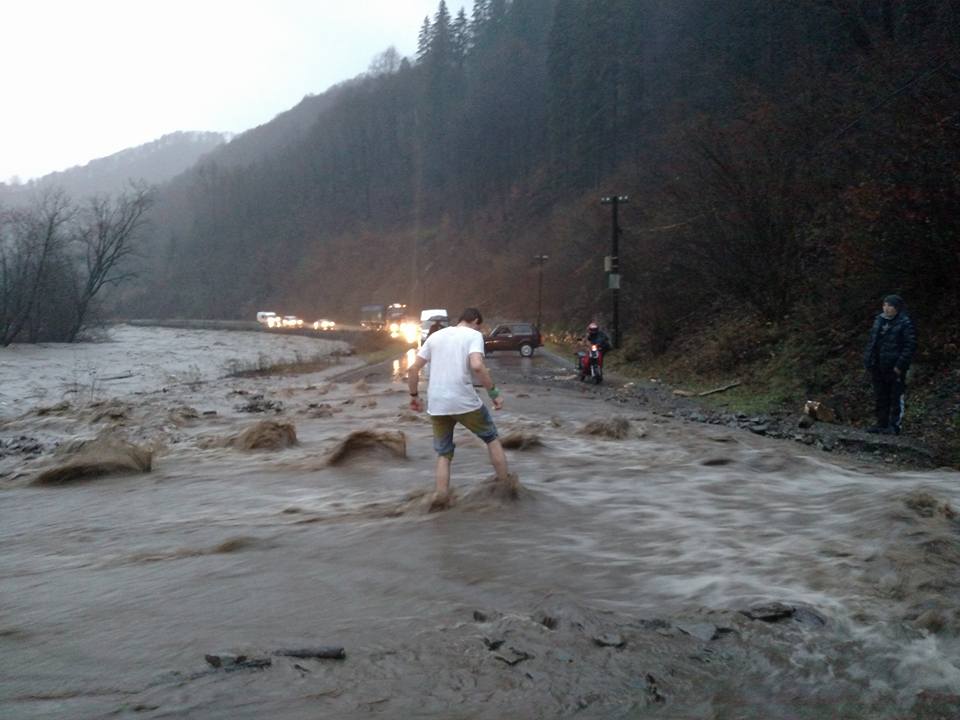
[[417, 325, 484, 415]]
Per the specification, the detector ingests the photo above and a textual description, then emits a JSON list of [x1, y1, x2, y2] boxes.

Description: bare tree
[[368, 46, 403, 76], [0, 189, 74, 346], [66, 184, 153, 341], [0, 184, 152, 344]]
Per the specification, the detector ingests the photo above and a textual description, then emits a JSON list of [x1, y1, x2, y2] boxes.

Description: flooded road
[[1, 329, 959, 718]]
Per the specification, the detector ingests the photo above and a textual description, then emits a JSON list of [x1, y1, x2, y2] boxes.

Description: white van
[[419, 308, 449, 344], [256, 311, 277, 324]]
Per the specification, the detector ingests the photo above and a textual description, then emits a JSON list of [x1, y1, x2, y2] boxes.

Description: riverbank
[[547, 335, 954, 471]]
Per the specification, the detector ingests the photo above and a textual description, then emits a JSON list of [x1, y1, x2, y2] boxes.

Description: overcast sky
[[1, 0, 464, 182]]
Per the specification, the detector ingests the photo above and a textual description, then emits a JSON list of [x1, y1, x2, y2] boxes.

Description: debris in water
[[89, 401, 132, 424], [204, 653, 272, 671], [499, 431, 542, 450], [274, 646, 346, 660], [676, 623, 718, 642], [235, 394, 284, 413], [493, 647, 533, 666], [32, 435, 152, 486], [593, 632, 626, 648], [227, 420, 298, 451], [579, 417, 631, 440], [904, 490, 954, 519], [741, 602, 795, 622], [35, 401, 71, 416], [168, 405, 200, 425], [325, 430, 407, 465]]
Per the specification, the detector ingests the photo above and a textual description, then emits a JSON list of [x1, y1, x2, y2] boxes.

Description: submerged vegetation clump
[[33, 435, 153, 486], [227, 421, 298, 451]]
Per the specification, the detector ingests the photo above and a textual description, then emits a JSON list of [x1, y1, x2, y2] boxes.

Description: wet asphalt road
[[334, 346, 595, 391]]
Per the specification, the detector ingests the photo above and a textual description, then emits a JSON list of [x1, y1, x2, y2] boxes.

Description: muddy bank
[[611, 379, 938, 468], [528, 347, 942, 470]]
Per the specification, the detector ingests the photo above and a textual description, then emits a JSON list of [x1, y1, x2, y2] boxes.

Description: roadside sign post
[[534, 254, 549, 331], [600, 195, 628, 349]]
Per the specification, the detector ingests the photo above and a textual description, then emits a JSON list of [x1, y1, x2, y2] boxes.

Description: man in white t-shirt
[[407, 307, 511, 508]]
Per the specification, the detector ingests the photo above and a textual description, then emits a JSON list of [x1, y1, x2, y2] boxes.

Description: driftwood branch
[[697, 381, 741, 397], [99, 372, 134, 381]]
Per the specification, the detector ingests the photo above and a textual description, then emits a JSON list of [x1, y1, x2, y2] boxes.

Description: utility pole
[[533, 254, 549, 331], [600, 195, 628, 349]]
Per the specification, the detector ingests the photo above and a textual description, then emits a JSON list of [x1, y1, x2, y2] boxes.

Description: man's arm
[[407, 356, 427, 410], [469, 352, 503, 409]]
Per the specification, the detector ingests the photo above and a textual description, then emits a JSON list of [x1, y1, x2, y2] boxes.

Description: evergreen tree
[[417, 16, 432, 63], [452, 7, 471, 68]]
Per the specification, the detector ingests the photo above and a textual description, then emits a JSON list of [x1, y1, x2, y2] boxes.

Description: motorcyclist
[[579, 322, 611, 377], [586, 322, 611, 353]]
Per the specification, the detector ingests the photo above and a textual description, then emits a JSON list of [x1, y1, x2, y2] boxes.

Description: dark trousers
[[871, 369, 906, 430]]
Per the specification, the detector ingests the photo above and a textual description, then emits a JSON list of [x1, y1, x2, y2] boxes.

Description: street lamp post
[[534, 254, 549, 331]]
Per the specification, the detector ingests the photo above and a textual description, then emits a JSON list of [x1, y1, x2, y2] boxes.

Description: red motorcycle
[[576, 344, 604, 384]]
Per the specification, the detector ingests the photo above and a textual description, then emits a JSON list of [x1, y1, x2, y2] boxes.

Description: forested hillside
[[122, 0, 958, 451]]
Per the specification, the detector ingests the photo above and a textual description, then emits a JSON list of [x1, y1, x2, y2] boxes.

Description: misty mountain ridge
[[200, 84, 355, 170], [0, 131, 229, 204], [0, 80, 361, 208]]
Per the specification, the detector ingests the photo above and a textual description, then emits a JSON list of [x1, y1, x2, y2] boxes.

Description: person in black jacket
[[862, 294, 917, 435], [586, 322, 612, 353]]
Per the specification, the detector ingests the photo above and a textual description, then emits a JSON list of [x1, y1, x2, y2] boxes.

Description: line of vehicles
[[256, 311, 335, 332], [360, 303, 544, 356], [255, 304, 545, 357], [360, 304, 447, 345]]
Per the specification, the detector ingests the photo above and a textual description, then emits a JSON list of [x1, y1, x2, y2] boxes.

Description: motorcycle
[[576, 344, 603, 384]]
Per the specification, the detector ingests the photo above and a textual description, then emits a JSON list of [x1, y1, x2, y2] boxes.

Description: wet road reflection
[[391, 348, 419, 380]]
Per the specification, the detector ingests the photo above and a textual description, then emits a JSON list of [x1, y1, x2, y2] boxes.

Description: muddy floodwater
[[1, 326, 959, 719]]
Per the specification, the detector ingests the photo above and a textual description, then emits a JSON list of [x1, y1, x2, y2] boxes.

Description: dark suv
[[484, 322, 543, 357]]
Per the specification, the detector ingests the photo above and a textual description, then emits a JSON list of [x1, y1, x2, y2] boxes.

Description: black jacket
[[863, 311, 917, 372], [587, 330, 612, 353]]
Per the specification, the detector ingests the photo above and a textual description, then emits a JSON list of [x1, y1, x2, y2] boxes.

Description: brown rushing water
[[1, 327, 958, 719]]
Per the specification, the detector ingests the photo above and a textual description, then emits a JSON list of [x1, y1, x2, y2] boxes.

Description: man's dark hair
[[883, 294, 904, 310], [458, 307, 483, 325]]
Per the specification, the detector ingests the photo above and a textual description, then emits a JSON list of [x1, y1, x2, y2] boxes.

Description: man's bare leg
[[486, 439, 510, 482], [431, 455, 453, 509]]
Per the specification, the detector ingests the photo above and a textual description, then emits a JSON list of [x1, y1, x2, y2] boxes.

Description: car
[[483, 322, 542, 357], [313, 319, 336, 331], [281, 315, 304, 329]]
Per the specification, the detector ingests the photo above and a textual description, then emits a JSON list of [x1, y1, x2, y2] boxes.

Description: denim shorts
[[430, 404, 499, 458]]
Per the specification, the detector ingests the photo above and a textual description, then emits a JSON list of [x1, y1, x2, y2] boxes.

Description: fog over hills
[[0, 131, 228, 205], [0, 83, 353, 209]]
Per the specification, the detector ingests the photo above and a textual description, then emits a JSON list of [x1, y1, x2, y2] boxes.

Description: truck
[[385, 303, 409, 333], [360, 302, 412, 335], [360, 305, 386, 330]]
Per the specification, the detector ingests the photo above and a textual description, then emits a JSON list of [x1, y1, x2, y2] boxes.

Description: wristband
[[487, 386, 500, 400]]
